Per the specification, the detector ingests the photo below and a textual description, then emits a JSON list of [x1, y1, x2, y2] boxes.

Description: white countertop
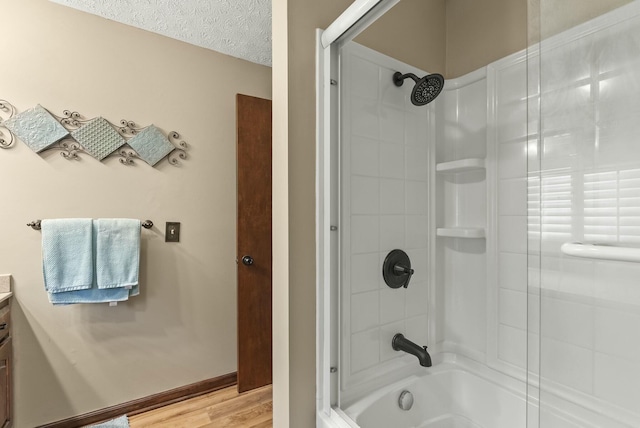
[[0, 293, 13, 304]]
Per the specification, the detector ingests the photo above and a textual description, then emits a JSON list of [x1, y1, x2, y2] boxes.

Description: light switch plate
[[0, 275, 11, 293], [166, 222, 180, 242]]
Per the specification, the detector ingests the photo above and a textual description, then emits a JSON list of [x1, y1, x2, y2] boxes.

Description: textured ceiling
[[50, 0, 272, 66]]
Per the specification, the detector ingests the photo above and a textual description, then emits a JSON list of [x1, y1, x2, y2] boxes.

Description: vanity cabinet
[[0, 301, 12, 428]]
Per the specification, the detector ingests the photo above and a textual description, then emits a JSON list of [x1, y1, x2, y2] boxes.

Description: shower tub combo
[[316, 1, 640, 428]]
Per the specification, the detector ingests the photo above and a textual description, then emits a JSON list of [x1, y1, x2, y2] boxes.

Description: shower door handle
[[242, 255, 254, 266]]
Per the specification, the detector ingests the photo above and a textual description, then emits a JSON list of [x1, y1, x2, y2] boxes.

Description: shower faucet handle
[[394, 264, 414, 288], [383, 250, 415, 289]]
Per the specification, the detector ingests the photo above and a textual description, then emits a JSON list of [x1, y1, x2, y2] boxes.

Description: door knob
[[242, 255, 254, 266]]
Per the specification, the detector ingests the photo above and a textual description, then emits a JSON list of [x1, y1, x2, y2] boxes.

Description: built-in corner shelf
[[436, 158, 485, 173], [436, 227, 486, 239]]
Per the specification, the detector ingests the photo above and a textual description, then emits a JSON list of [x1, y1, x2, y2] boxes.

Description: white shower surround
[[339, 42, 433, 402], [318, 1, 640, 427]]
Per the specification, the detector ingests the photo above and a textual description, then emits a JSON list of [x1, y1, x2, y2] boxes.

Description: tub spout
[[392, 333, 432, 367]]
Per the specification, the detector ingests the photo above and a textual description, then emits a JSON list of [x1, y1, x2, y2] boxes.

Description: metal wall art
[[0, 99, 188, 166]]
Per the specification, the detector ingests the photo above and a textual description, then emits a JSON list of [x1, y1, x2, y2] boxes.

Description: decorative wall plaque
[[0, 100, 188, 167]]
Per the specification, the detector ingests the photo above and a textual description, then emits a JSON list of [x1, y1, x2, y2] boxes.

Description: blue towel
[[45, 219, 142, 305], [48, 283, 131, 305], [95, 219, 141, 289], [42, 218, 94, 293]]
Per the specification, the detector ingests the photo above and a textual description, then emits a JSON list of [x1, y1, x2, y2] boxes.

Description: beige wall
[[271, 0, 289, 425], [356, 0, 446, 74], [446, 0, 528, 78], [0, 1, 270, 426]]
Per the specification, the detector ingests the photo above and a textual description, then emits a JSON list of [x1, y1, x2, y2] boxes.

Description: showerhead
[[393, 71, 445, 106]]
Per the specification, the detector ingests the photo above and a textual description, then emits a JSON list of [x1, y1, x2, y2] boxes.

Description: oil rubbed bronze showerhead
[[393, 71, 445, 106]]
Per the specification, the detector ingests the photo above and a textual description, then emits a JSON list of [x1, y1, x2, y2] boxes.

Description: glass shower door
[[531, 1, 640, 426]]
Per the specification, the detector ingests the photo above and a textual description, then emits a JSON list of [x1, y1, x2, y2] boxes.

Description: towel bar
[[27, 219, 153, 230], [561, 242, 640, 263]]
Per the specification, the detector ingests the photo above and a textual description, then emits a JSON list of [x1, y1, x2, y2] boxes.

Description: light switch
[[166, 222, 180, 242]]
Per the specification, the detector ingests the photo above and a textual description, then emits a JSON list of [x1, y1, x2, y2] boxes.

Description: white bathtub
[[343, 360, 527, 428]]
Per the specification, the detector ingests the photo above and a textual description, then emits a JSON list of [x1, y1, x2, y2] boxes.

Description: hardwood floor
[[128, 384, 272, 428]]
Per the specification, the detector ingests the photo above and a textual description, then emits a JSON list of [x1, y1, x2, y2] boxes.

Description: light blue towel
[[95, 219, 141, 289], [42, 218, 94, 293], [46, 219, 141, 305], [48, 284, 131, 305]]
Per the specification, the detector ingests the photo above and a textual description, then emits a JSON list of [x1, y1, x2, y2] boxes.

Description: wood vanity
[[0, 295, 12, 428]]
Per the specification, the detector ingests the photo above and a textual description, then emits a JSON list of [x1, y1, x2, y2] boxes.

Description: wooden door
[[236, 94, 272, 393]]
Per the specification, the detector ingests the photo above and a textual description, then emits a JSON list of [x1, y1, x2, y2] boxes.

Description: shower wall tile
[[496, 61, 527, 104], [379, 288, 406, 325], [540, 337, 594, 394], [351, 291, 380, 333], [351, 216, 379, 254], [405, 181, 428, 214], [497, 102, 527, 143], [351, 176, 380, 214], [405, 112, 428, 146], [342, 45, 430, 390], [351, 329, 380, 373], [405, 146, 428, 181], [498, 141, 527, 179], [379, 143, 404, 179], [379, 106, 405, 144], [493, 55, 532, 378], [556, 258, 595, 297], [498, 216, 527, 254], [457, 83, 488, 154], [498, 324, 526, 368], [351, 253, 381, 294], [350, 56, 379, 100], [380, 178, 405, 215], [498, 178, 527, 216], [498, 252, 527, 292], [499, 289, 527, 330], [351, 136, 380, 177], [405, 281, 428, 318], [351, 96, 379, 140], [540, 297, 594, 349], [594, 352, 640, 412], [405, 215, 428, 250], [593, 260, 640, 307], [379, 215, 405, 251], [594, 307, 640, 360]]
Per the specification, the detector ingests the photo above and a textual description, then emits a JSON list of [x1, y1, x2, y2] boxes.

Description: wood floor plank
[[249, 419, 273, 428], [206, 401, 272, 427], [129, 387, 239, 426], [128, 384, 272, 428], [206, 387, 272, 421]]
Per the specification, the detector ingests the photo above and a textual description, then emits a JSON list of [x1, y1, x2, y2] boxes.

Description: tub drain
[[398, 390, 414, 411]]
